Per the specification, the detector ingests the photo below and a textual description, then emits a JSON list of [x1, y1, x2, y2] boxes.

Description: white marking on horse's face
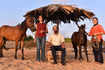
[[26, 18, 34, 28]]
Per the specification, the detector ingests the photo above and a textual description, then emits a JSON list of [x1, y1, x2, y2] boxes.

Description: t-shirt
[[48, 33, 64, 46]]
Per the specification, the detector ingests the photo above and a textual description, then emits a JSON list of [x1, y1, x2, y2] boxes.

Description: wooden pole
[[56, 20, 60, 30], [75, 22, 79, 28]]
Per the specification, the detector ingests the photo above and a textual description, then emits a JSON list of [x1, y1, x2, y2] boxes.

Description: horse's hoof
[[3, 46, 9, 50], [79, 57, 83, 61], [15, 56, 17, 59], [75, 57, 77, 59], [87, 60, 90, 62], [22, 57, 24, 60], [15, 58, 17, 59], [0, 55, 3, 57]]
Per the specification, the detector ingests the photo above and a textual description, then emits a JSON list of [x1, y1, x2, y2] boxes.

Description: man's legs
[[92, 40, 104, 63], [41, 36, 46, 61], [36, 37, 41, 61], [92, 42, 99, 62], [51, 46, 66, 65], [51, 46, 57, 64], [98, 40, 104, 63], [93, 47, 99, 62], [57, 46, 66, 65]]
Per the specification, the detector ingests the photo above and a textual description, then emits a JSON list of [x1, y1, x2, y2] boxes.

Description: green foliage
[[65, 38, 71, 43], [24, 35, 34, 41]]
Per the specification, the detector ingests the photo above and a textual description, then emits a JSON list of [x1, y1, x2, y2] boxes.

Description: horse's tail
[[3, 37, 7, 44]]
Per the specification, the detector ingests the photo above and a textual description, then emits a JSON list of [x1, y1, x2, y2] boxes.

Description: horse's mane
[[16, 20, 27, 30], [21, 20, 26, 26]]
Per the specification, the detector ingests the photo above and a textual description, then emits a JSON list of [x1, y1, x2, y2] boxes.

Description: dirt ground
[[0, 42, 105, 70]]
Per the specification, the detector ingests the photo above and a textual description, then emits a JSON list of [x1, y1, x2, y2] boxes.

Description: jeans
[[36, 36, 46, 61], [92, 39, 104, 63], [51, 46, 66, 64]]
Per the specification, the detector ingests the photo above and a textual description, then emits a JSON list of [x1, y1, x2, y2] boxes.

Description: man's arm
[[61, 42, 65, 48], [47, 41, 52, 47], [61, 35, 65, 48], [46, 25, 48, 33], [40, 25, 48, 33], [88, 27, 93, 36], [94, 25, 105, 36], [47, 35, 52, 47], [94, 32, 105, 36]]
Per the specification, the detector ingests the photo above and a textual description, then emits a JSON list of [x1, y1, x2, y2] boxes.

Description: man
[[35, 15, 48, 62], [48, 25, 66, 65], [88, 17, 105, 63]]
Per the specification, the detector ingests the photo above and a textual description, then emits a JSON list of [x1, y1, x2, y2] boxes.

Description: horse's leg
[[20, 40, 24, 60], [79, 46, 83, 60], [73, 44, 78, 59], [0, 37, 4, 57], [15, 41, 18, 59], [84, 44, 89, 62]]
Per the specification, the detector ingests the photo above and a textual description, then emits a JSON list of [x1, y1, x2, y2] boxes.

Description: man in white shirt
[[48, 25, 66, 65]]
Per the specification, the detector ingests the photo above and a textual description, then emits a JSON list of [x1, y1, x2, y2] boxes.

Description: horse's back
[[0, 25, 20, 33], [0, 25, 19, 29], [0, 25, 24, 41]]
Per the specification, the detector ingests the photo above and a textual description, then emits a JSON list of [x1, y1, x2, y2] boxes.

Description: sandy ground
[[0, 43, 105, 70]]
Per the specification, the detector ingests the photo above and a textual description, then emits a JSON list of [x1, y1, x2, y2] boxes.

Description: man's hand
[[47, 42, 52, 47], [94, 32, 104, 36], [87, 33, 91, 36], [34, 37, 36, 43], [40, 30, 45, 33], [61, 42, 65, 48], [40, 30, 48, 33]]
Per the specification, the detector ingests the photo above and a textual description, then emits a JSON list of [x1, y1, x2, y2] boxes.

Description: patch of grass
[[65, 38, 71, 43], [24, 35, 34, 41], [24, 40, 35, 49]]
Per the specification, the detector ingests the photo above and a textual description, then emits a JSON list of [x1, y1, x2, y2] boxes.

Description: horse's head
[[25, 17, 36, 32], [25, 17, 34, 28], [78, 24, 86, 34]]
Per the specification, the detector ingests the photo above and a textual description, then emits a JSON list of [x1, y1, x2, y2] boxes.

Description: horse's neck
[[78, 31, 84, 36], [18, 23, 27, 33], [78, 30, 87, 38]]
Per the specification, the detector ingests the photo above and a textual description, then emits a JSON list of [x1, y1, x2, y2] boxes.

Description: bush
[[24, 35, 34, 41], [65, 38, 71, 43]]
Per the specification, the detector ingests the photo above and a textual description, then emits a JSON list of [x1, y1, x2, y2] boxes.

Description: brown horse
[[0, 17, 34, 59], [71, 24, 89, 62]]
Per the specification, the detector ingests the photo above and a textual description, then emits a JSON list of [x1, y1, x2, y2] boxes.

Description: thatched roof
[[24, 4, 95, 23]]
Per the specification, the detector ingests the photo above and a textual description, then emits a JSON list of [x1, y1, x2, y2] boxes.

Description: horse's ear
[[22, 20, 26, 24], [83, 24, 86, 27]]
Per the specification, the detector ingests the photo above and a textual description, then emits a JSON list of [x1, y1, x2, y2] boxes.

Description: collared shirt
[[48, 33, 64, 46], [89, 24, 105, 41]]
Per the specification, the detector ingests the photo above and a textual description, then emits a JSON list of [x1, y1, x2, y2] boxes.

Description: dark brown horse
[[71, 24, 89, 61], [0, 17, 34, 59]]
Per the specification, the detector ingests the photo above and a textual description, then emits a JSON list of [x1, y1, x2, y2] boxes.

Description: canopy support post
[[56, 20, 60, 30], [75, 22, 79, 28]]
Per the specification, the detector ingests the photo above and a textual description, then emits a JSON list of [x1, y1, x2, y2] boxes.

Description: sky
[[0, 0, 105, 40]]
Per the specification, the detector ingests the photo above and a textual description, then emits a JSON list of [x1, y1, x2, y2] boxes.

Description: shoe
[[52, 62, 57, 64], [99, 60, 104, 64], [61, 62, 66, 65]]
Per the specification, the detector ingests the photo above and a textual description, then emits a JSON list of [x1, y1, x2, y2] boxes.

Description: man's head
[[53, 25, 59, 34], [92, 17, 98, 25], [38, 15, 43, 22]]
